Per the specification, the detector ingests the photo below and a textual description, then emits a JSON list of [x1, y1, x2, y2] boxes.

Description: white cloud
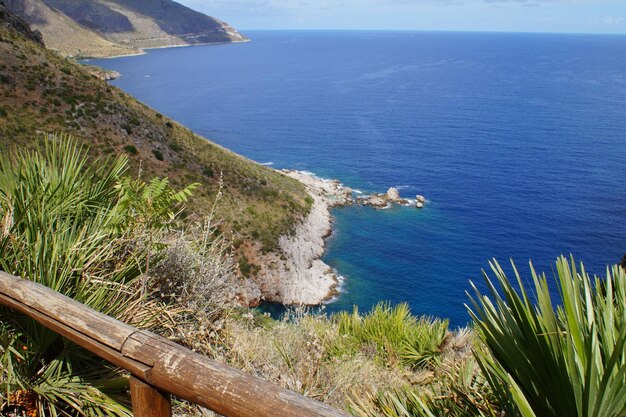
[[604, 16, 624, 25], [175, 0, 626, 33]]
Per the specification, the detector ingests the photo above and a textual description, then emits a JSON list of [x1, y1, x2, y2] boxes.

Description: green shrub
[[238, 257, 251, 277], [202, 166, 214, 177], [335, 302, 449, 368], [152, 148, 164, 161], [128, 115, 140, 126], [123, 144, 138, 155], [169, 142, 182, 152], [114, 175, 199, 235], [468, 257, 626, 417]]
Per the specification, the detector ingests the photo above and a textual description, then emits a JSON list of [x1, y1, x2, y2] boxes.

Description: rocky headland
[[248, 170, 426, 307], [246, 171, 351, 306], [82, 64, 121, 81]]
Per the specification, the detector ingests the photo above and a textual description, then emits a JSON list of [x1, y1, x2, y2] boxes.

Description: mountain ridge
[[5, 0, 247, 58]]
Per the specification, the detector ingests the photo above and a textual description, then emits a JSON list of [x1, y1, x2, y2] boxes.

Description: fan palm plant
[[334, 302, 449, 368], [467, 256, 626, 417], [0, 134, 192, 416]]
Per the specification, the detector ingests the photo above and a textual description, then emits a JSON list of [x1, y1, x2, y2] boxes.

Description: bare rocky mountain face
[[5, 0, 247, 58], [0, 0, 43, 44]]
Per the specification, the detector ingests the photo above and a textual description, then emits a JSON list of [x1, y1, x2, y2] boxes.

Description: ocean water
[[91, 31, 626, 326]]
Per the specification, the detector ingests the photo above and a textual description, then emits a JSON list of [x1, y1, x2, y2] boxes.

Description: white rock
[[416, 194, 426, 203], [386, 187, 401, 201], [253, 170, 345, 305], [369, 196, 387, 207], [416, 201, 424, 209]]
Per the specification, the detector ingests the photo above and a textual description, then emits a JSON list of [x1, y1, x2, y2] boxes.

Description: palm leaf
[[467, 256, 626, 417]]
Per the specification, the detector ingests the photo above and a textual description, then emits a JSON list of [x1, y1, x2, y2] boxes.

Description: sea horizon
[[236, 28, 626, 37]]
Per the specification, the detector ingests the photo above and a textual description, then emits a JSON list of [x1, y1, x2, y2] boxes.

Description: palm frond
[[467, 256, 626, 417]]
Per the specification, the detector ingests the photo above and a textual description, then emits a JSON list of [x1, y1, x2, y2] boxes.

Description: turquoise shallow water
[[91, 31, 626, 325]]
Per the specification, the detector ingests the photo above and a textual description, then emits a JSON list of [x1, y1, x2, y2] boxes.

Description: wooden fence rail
[[0, 271, 350, 417]]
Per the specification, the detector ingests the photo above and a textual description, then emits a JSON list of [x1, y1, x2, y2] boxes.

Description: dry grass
[[222, 310, 410, 410], [161, 305, 475, 416]]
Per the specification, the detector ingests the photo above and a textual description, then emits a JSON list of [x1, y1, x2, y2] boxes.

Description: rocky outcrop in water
[[358, 189, 420, 209], [386, 187, 400, 201]]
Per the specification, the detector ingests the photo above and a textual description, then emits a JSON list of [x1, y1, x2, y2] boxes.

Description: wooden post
[[130, 376, 172, 417]]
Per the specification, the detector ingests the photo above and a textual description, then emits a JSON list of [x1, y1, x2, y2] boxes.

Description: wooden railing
[[0, 271, 350, 417]]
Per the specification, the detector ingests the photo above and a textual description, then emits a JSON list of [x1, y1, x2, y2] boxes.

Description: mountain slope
[[5, 0, 247, 57], [0, 1, 310, 303]]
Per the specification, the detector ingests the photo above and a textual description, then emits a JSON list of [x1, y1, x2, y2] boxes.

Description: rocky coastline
[[282, 170, 427, 211], [249, 170, 426, 307], [82, 64, 121, 80]]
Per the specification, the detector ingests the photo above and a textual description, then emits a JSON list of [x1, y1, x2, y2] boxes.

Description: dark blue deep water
[[91, 31, 626, 326]]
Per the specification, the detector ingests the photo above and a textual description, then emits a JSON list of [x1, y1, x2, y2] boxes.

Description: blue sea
[[91, 31, 626, 326]]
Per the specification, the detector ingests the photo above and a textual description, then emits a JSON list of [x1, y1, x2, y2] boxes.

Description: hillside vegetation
[[5, 0, 247, 58], [0, 2, 311, 298]]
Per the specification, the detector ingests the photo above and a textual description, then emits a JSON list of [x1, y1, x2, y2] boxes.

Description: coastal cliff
[[250, 171, 353, 305], [247, 170, 425, 306]]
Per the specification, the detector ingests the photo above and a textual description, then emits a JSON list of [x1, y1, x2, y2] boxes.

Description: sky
[[177, 0, 626, 33]]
